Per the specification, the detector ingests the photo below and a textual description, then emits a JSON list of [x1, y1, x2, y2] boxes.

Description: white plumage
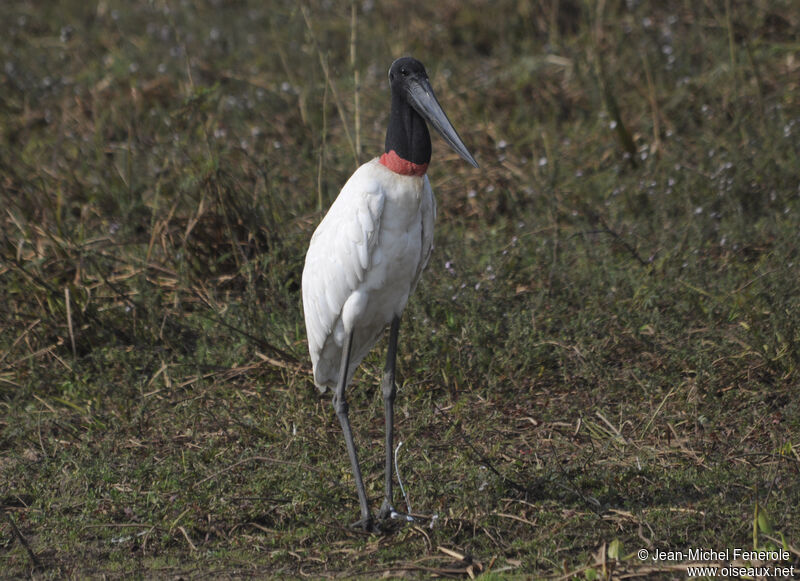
[[302, 158, 435, 390]]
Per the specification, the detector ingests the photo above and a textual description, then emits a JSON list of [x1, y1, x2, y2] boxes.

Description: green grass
[[2, 0, 799, 578]]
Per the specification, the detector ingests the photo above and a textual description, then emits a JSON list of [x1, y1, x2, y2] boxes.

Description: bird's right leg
[[333, 329, 373, 531], [378, 316, 400, 521]]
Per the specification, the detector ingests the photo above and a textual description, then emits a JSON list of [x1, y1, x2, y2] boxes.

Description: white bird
[[302, 57, 478, 531]]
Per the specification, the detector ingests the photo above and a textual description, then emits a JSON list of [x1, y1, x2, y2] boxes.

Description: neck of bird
[[380, 93, 430, 176]]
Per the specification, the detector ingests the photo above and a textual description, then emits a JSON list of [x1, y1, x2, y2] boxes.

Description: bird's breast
[[367, 179, 426, 284], [345, 162, 434, 327]]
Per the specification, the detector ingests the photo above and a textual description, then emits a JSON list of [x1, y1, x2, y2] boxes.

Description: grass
[[2, 0, 799, 578]]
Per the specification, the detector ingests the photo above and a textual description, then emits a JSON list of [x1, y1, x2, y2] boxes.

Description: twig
[[0, 318, 41, 367], [350, 0, 361, 162], [640, 50, 661, 155], [317, 78, 328, 212], [640, 385, 675, 437], [269, 17, 309, 127], [2, 241, 136, 345], [594, 410, 627, 445], [3, 509, 42, 571], [65, 286, 76, 358], [764, 534, 800, 559], [255, 351, 307, 373], [546, 441, 603, 513], [434, 404, 530, 495], [177, 526, 197, 551], [187, 286, 299, 364], [394, 441, 412, 514], [301, 4, 359, 170], [190, 455, 325, 488], [491, 511, 538, 527], [724, 0, 737, 86], [574, 205, 651, 267]]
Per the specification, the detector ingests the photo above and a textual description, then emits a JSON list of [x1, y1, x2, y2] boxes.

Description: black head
[[385, 57, 478, 168], [388, 57, 429, 90]]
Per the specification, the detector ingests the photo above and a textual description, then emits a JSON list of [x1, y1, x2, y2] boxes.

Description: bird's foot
[[349, 514, 398, 534], [378, 500, 414, 524], [349, 514, 375, 532], [348, 504, 414, 534], [378, 500, 393, 520]]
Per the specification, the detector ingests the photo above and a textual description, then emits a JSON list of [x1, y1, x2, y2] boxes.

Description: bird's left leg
[[334, 330, 373, 530], [378, 316, 400, 521]]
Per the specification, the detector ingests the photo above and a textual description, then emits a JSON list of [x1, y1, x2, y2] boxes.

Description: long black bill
[[406, 78, 479, 168]]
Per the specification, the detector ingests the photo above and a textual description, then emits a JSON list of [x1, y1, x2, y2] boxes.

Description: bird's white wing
[[302, 163, 386, 390], [413, 176, 436, 290]]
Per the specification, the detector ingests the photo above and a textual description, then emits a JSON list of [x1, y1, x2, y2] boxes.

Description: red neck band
[[379, 150, 428, 176]]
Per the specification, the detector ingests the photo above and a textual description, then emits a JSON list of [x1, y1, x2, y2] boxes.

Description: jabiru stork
[[302, 57, 478, 531]]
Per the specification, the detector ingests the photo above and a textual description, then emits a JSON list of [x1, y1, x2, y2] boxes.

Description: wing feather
[[302, 162, 385, 390], [415, 176, 436, 286]]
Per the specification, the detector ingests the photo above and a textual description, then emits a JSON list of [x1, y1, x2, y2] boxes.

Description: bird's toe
[[377, 500, 394, 520], [378, 500, 414, 525], [349, 515, 376, 533]]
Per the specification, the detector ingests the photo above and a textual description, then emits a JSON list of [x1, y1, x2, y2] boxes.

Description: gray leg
[[333, 330, 372, 530], [378, 316, 400, 520]]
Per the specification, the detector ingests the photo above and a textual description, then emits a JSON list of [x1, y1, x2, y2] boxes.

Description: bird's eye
[[400, 68, 408, 76]]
